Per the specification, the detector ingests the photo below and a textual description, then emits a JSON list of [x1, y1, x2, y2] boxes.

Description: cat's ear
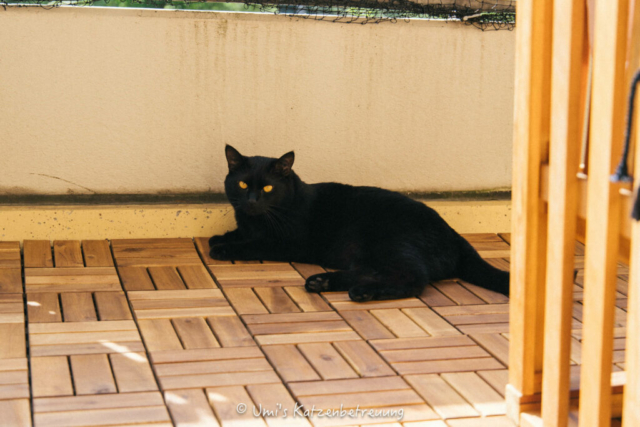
[[273, 151, 295, 177], [225, 145, 245, 172]]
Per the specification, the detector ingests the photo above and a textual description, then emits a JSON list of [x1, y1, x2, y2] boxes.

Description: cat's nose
[[248, 193, 258, 203]]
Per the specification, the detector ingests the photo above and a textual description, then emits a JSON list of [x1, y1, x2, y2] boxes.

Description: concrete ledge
[[0, 200, 511, 240]]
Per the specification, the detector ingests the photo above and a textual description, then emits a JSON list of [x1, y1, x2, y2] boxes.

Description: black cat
[[209, 145, 510, 301]]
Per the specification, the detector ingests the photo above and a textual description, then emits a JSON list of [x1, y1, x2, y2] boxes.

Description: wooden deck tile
[[476, 369, 509, 397], [284, 286, 332, 312], [209, 264, 305, 288], [33, 391, 171, 427], [225, 288, 269, 314], [469, 333, 510, 366], [207, 315, 256, 347], [0, 242, 21, 269], [172, 317, 221, 349], [370, 309, 429, 338], [117, 266, 155, 291], [70, 354, 117, 395], [25, 267, 121, 293], [247, 383, 313, 427], [419, 285, 456, 307], [432, 281, 486, 305]]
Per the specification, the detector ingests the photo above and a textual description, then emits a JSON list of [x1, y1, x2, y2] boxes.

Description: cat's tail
[[455, 238, 510, 296]]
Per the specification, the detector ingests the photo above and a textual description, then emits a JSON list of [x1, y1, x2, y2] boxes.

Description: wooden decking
[[0, 233, 627, 426]]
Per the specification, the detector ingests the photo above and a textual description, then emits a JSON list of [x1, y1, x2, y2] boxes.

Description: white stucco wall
[[0, 7, 515, 195]]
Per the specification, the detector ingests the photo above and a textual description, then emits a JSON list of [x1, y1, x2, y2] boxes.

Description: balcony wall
[[0, 7, 515, 196]]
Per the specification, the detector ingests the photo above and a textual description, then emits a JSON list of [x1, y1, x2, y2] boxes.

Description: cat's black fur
[[209, 145, 510, 301]]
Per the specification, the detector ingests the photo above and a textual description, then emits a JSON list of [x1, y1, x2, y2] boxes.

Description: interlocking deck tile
[[33, 391, 171, 427]]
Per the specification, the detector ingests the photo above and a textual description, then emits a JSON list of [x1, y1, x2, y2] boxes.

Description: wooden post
[[507, 0, 552, 422], [579, 0, 630, 425], [540, 1, 585, 425]]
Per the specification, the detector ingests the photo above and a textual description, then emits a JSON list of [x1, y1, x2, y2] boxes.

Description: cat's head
[[223, 145, 296, 216]]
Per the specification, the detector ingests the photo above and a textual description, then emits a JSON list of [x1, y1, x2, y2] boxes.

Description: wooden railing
[[507, 0, 639, 425]]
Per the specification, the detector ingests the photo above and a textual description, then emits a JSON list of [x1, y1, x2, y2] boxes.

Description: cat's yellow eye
[[238, 181, 248, 189], [263, 185, 273, 193]]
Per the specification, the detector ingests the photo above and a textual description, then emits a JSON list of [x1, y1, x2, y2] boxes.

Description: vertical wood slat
[[579, 0, 631, 425], [541, 0, 586, 425], [623, 4, 640, 424], [507, 0, 553, 420]]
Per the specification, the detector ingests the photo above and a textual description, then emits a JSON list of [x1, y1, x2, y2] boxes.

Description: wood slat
[[0, 269, 22, 293], [297, 342, 358, 380], [254, 287, 300, 313], [33, 391, 164, 412], [31, 356, 74, 397], [0, 400, 31, 427], [247, 320, 351, 335], [177, 265, 217, 289], [579, 0, 631, 424], [60, 292, 97, 322], [27, 293, 62, 323], [254, 331, 361, 346], [393, 357, 503, 375], [82, 240, 114, 267], [207, 315, 256, 347], [54, 240, 84, 267], [441, 372, 506, 416], [405, 374, 479, 419], [246, 383, 312, 427], [150, 347, 263, 364], [284, 286, 332, 312], [34, 405, 171, 427], [148, 266, 186, 290], [94, 291, 133, 321], [289, 376, 410, 397], [0, 323, 26, 359], [206, 386, 266, 427], [25, 267, 121, 293], [225, 288, 269, 314], [291, 262, 325, 279], [118, 267, 155, 291], [370, 309, 429, 338], [137, 319, 183, 351], [110, 352, 158, 392], [160, 371, 279, 390], [242, 312, 340, 324], [172, 317, 220, 349], [419, 285, 456, 307], [402, 308, 461, 336], [339, 310, 395, 340], [70, 354, 117, 395], [165, 388, 220, 427], [433, 280, 486, 305], [261, 344, 320, 382], [24, 240, 53, 268], [333, 340, 395, 377], [369, 336, 476, 351], [154, 358, 271, 377], [470, 333, 510, 366]]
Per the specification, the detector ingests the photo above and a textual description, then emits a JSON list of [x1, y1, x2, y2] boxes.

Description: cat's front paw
[[209, 243, 235, 260], [348, 285, 375, 302], [305, 273, 332, 293], [209, 235, 226, 247]]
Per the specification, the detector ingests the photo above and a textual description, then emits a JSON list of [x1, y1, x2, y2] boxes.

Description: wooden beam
[[540, 0, 585, 425], [579, 0, 630, 425], [507, 0, 553, 421]]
